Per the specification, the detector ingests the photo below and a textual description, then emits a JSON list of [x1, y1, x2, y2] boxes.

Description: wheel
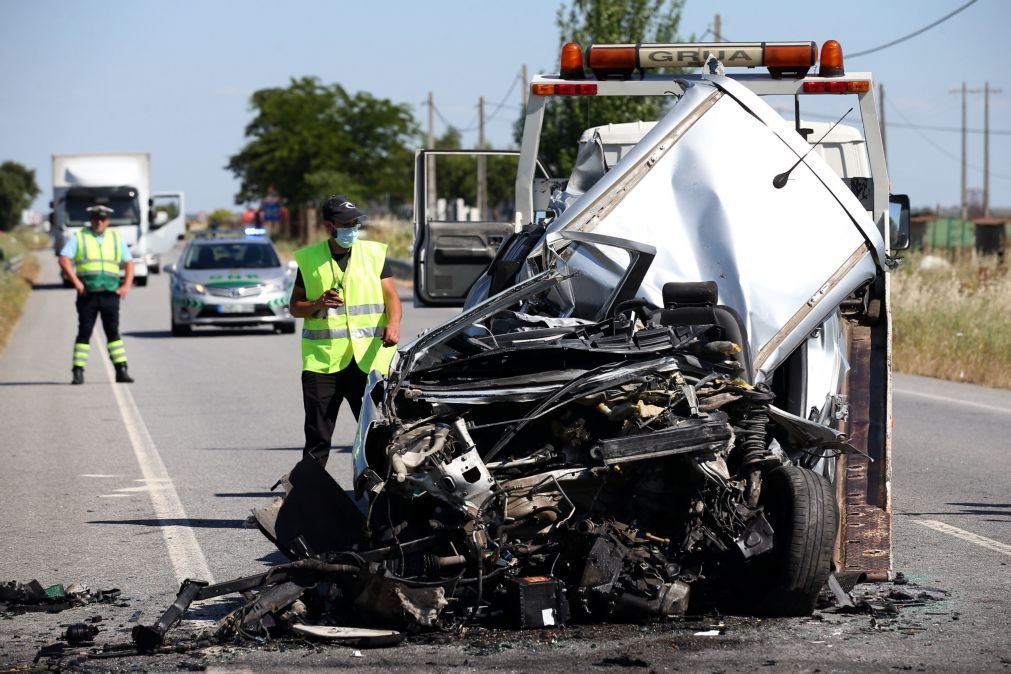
[[277, 322, 296, 335], [171, 320, 192, 337], [135, 275, 148, 287], [749, 465, 838, 616]]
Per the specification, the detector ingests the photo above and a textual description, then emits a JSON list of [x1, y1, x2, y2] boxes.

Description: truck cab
[[412, 40, 910, 582], [51, 153, 185, 286]]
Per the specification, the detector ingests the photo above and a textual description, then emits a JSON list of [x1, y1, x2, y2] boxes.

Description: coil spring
[[737, 405, 771, 471]]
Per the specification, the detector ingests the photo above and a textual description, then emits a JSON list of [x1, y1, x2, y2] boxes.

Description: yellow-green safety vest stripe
[[294, 239, 396, 375], [74, 229, 122, 277]]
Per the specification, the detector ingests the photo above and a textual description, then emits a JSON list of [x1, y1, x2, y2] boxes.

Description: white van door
[[413, 150, 552, 307], [148, 192, 186, 258]]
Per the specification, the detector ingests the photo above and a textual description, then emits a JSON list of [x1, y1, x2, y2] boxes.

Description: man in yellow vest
[[57, 204, 135, 385], [289, 196, 402, 466]]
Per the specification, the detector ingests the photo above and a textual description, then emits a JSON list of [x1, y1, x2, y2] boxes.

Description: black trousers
[[76, 291, 121, 344], [302, 362, 369, 467]]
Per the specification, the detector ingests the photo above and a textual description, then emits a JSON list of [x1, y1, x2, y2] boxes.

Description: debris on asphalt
[[693, 629, 722, 636], [0, 579, 122, 614], [65, 623, 100, 645]]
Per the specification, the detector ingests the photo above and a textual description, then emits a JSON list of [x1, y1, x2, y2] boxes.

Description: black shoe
[[114, 363, 134, 383], [71, 367, 84, 385]]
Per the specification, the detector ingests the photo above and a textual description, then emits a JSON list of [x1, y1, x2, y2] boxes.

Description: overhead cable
[[848, 0, 979, 58]]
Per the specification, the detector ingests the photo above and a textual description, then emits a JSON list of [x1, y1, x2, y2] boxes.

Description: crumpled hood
[[542, 76, 886, 380]]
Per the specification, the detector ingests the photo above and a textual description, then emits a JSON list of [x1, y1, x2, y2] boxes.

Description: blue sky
[[2, 0, 1009, 212]]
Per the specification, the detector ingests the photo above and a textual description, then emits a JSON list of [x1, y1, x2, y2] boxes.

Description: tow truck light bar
[[536, 39, 862, 96], [803, 80, 870, 94], [579, 41, 818, 80]]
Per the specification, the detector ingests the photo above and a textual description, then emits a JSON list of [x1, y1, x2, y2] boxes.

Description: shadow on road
[[197, 445, 303, 452], [0, 381, 70, 386], [87, 518, 246, 529], [123, 328, 284, 339], [255, 550, 290, 565], [947, 502, 1011, 508], [214, 492, 279, 498], [897, 503, 1011, 517]]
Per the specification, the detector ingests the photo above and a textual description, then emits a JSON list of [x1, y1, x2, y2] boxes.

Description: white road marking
[[914, 519, 1011, 557], [894, 388, 1011, 415], [80, 474, 119, 478], [100, 357, 215, 583]]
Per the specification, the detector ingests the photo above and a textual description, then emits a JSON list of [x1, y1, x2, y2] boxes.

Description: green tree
[[208, 208, 237, 229], [227, 77, 421, 209], [520, 0, 686, 177], [0, 161, 41, 231], [432, 127, 520, 219]]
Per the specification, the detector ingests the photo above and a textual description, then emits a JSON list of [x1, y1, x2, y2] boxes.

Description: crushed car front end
[[263, 73, 889, 628]]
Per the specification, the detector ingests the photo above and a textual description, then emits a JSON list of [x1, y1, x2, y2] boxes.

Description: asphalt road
[[0, 251, 1008, 672]]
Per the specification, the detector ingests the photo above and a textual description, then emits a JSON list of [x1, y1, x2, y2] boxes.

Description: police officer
[[57, 204, 135, 385], [289, 196, 402, 467]]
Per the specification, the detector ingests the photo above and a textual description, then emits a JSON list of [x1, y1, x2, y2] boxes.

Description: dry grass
[[891, 253, 1011, 389], [0, 229, 43, 350], [363, 216, 413, 259]]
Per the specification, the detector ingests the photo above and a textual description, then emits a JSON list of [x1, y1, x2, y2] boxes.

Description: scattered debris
[[0, 579, 122, 614], [694, 629, 722, 637], [596, 654, 649, 667], [65, 623, 99, 645]]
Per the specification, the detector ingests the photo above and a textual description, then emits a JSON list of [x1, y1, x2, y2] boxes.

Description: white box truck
[[51, 153, 185, 286]]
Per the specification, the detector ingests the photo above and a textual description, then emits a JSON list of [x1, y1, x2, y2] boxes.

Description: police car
[[165, 229, 296, 336]]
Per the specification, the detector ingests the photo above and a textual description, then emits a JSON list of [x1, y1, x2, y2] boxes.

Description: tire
[[751, 465, 838, 616], [277, 322, 296, 335], [135, 275, 148, 287], [171, 320, 191, 337]]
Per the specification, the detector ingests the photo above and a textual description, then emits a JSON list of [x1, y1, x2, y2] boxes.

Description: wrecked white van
[[253, 42, 910, 630]]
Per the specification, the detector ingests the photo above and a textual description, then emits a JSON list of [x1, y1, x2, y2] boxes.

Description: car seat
[[659, 281, 753, 382]]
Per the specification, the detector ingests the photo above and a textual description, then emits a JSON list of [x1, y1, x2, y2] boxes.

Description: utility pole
[[949, 82, 970, 220], [427, 91, 437, 218], [983, 82, 1004, 217], [960, 81, 967, 220], [477, 96, 487, 221], [521, 65, 528, 108], [984, 82, 989, 217], [879, 83, 887, 164], [714, 13, 721, 42], [949, 83, 1000, 219]]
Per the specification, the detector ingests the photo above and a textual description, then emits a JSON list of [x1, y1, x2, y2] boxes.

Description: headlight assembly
[[174, 280, 206, 294], [263, 280, 289, 293]]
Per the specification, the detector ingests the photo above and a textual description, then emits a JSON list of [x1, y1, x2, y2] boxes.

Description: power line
[[848, 0, 978, 58], [484, 73, 522, 125], [884, 98, 1011, 180], [773, 107, 1011, 136], [887, 121, 1011, 136], [772, 105, 1011, 180], [423, 71, 524, 137]]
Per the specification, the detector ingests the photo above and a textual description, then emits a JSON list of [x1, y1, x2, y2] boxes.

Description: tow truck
[[410, 40, 910, 585]]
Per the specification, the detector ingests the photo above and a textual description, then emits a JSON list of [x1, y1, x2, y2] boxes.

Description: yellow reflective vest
[[293, 239, 395, 375], [74, 228, 123, 292]]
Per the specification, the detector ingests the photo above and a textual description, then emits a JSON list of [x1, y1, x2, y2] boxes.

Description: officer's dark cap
[[321, 195, 366, 225]]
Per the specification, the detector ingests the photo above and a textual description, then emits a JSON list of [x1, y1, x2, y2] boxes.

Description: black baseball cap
[[321, 195, 366, 225]]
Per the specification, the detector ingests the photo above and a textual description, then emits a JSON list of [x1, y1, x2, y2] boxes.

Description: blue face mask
[[334, 227, 359, 248]]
